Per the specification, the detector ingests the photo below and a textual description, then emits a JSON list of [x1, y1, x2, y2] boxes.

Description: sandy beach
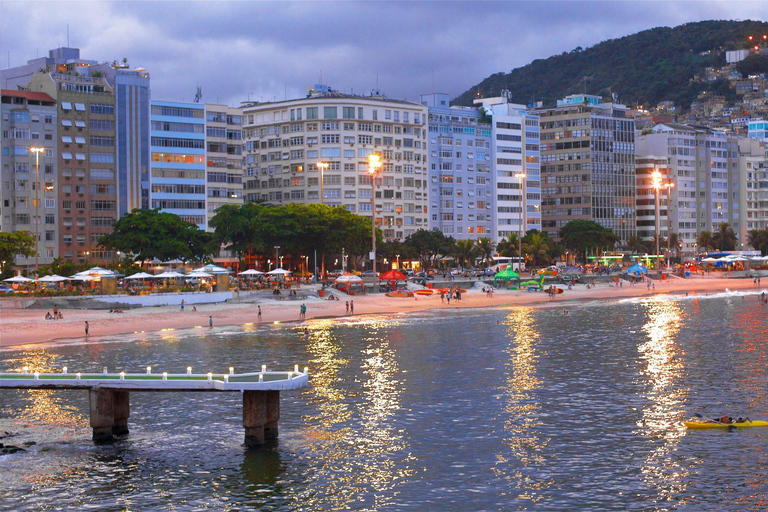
[[0, 275, 764, 350]]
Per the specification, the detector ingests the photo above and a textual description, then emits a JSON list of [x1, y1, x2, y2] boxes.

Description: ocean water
[[1, 292, 767, 511]]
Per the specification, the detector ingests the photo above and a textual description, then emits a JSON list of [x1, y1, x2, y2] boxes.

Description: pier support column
[[89, 389, 114, 442], [243, 390, 266, 447], [265, 390, 280, 440], [112, 391, 130, 436]]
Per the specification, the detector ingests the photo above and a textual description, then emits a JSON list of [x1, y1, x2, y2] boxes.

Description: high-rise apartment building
[[205, 104, 243, 228], [421, 93, 492, 240], [115, 69, 151, 215], [635, 156, 672, 242], [242, 86, 429, 240], [636, 123, 740, 253], [737, 137, 768, 241], [538, 94, 636, 244], [478, 96, 542, 242], [1, 90, 58, 269], [150, 100, 207, 228]]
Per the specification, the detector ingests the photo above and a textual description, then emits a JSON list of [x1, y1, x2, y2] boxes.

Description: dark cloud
[[1, 1, 766, 106]]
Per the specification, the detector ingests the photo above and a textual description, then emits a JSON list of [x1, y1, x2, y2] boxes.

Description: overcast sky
[[1, 1, 766, 107]]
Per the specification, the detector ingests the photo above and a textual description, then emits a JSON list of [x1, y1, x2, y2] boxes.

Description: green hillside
[[453, 20, 768, 109]]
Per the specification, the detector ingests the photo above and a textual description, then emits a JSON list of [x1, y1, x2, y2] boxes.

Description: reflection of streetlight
[[316, 161, 329, 204], [514, 172, 526, 271], [368, 153, 382, 276], [30, 146, 45, 284]]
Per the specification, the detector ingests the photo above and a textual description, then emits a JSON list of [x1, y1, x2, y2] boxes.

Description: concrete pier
[[265, 390, 280, 441], [89, 389, 115, 442], [113, 390, 130, 436]]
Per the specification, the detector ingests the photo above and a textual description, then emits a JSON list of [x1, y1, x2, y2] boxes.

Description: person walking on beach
[[181, 299, 185, 311], [209, 316, 213, 328], [84, 321, 89, 337], [300, 303, 306, 320], [349, 300, 354, 314], [345, 301, 350, 314], [257, 305, 262, 321], [440, 291, 445, 303]]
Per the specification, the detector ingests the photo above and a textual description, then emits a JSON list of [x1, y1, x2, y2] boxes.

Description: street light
[[664, 182, 675, 267], [514, 172, 526, 271], [30, 146, 45, 285], [652, 169, 674, 271], [368, 153, 382, 276], [316, 161, 329, 205], [396, 254, 400, 270], [274, 246, 281, 268]]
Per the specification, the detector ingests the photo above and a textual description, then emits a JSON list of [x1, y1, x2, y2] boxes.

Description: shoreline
[[1, 276, 764, 351]]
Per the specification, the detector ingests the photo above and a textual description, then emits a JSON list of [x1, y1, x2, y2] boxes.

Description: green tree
[[403, 229, 454, 270], [496, 235, 521, 257], [627, 235, 649, 254], [747, 228, 768, 255], [559, 220, 619, 263], [475, 237, 496, 267], [696, 231, 715, 253], [98, 209, 214, 263], [522, 232, 553, 267], [452, 239, 478, 268], [711, 223, 737, 251], [0, 231, 35, 278]]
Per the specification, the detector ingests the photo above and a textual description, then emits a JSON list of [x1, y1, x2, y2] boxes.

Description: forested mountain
[[453, 20, 768, 109]]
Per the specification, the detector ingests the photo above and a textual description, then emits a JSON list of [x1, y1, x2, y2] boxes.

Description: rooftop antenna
[[320, 69, 322, 84], [194, 85, 202, 103]]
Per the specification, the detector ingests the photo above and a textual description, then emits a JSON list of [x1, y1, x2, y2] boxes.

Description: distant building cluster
[[2, 46, 768, 271]]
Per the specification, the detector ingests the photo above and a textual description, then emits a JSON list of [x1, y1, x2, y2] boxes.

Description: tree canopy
[[0, 231, 35, 278], [98, 208, 215, 262], [559, 220, 619, 262]]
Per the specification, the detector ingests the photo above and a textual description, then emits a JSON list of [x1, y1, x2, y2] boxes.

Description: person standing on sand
[[181, 299, 185, 311], [350, 300, 354, 314], [257, 305, 262, 321], [209, 316, 213, 328], [345, 301, 349, 314], [85, 321, 89, 337], [300, 303, 306, 320]]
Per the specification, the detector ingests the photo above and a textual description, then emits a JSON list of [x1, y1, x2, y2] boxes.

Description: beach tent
[[267, 268, 292, 275], [186, 271, 213, 278], [38, 274, 70, 282], [154, 271, 186, 279], [335, 273, 363, 283], [124, 272, 155, 280], [73, 267, 116, 277], [494, 268, 519, 280], [3, 275, 34, 283], [379, 269, 407, 289], [625, 264, 648, 275], [238, 269, 265, 276]]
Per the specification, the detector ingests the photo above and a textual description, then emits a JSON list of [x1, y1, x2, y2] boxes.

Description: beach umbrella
[[3, 275, 34, 283], [73, 267, 116, 277], [700, 257, 720, 263], [379, 269, 407, 281], [625, 264, 648, 275], [154, 271, 186, 279], [267, 268, 293, 275], [124, 272, 155, 280], [335, 273, 363, 283], [186, 271, 213, 278], [38, 274, 70, 282], [238, 269, 265, 276], [191, 264, 230, 274], [494, 268, 519, 280]]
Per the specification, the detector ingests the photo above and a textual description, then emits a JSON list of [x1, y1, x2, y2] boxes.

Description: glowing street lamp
[[30, 146, 45, 285], [514, 172, 526, 270], [368, 153, 382, 276], [316, 161, 329, 204]]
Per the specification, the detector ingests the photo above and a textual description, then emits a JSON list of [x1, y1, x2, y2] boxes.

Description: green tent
[[494, 268, 519, 280]]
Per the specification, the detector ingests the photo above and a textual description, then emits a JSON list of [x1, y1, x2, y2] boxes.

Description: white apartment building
[[242, 86, 429, 241], [477, 96, 542, 242], [738, 137, 768, 241], [205, 104, 244, 229], [636, 123, 740, 254]]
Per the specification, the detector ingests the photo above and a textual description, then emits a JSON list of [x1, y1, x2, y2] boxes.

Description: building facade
[[738, 137, 768, 242], [538, 94, 636, 245], [636, 123, 740, 254], [205, 104, 244, 228], [149, 100, 207, 228], [1, 90, 58, 270], [635, 156, 672, 243], [421, 93, 492, 240], [242, 86, 429, 241], [115, 69, 151, 215]]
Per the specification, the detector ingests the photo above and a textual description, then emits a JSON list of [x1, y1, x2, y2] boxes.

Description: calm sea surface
[[1, 291, 768, 511]]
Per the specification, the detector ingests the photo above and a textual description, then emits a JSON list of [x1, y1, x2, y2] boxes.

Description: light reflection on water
[[1, 295, 768, 511]]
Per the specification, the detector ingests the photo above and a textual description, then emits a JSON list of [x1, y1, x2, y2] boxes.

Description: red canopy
[[379, 269, 407, 281]]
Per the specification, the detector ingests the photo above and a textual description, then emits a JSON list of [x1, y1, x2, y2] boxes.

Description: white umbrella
[[266, 268, 293, 275], [154, 271, 186, 278], [38, 274, 70, 282], [69, 274, 96, 281], [73, 266, 116, 277], [3, 275, 34, 283], [186, 271, 213, 278], [239, 269, 265, 276], [701, 257, 720, 263], [335, 273, 363, 283], [191, 264, 230, 274], [124, 272, 155, 280]]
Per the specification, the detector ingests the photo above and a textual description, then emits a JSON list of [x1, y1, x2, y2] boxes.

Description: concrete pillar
[[89, 389, 114, 442], [264, 390, 280, 440], [243, 390, 266, 447], [112, 390, 130, 436]]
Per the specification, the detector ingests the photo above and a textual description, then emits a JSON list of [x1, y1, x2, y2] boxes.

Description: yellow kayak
[[684, 420, 768, 429]]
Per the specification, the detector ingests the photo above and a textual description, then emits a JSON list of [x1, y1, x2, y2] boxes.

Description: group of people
[[440, 289, 462, 303], [44, 306, 64, 320]]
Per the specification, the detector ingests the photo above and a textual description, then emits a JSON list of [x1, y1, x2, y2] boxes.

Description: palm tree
[[697, 231, 715, 253], [627, 236, 649, 255], [711, 223, 737, 251], [453, 239, 478, 268], [497, 234, 520, 257], [668, 232, 682, 263], [748, 228, 768, 255], [475, 237, 496, 267], [522, 232, 551, 267]]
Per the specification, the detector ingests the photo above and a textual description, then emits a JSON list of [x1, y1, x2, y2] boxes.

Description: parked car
[[0, 284, 14, 294], [361, 270, 379, 278], [412, 272, 433, 281]]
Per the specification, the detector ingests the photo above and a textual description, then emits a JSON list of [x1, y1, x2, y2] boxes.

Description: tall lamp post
[[664, 182, 675, 267], [651, 170, 662, 272], [316, 161, 329, 205], [274, 246, 281, 268], [368, 154, 382, 276], [30, 146, 45, 286], [514, 172, 526, 271]]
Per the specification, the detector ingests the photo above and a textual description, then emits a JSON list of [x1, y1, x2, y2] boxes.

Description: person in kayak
[[736, 416, 751, 423], [719, 416, 732, 424]]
